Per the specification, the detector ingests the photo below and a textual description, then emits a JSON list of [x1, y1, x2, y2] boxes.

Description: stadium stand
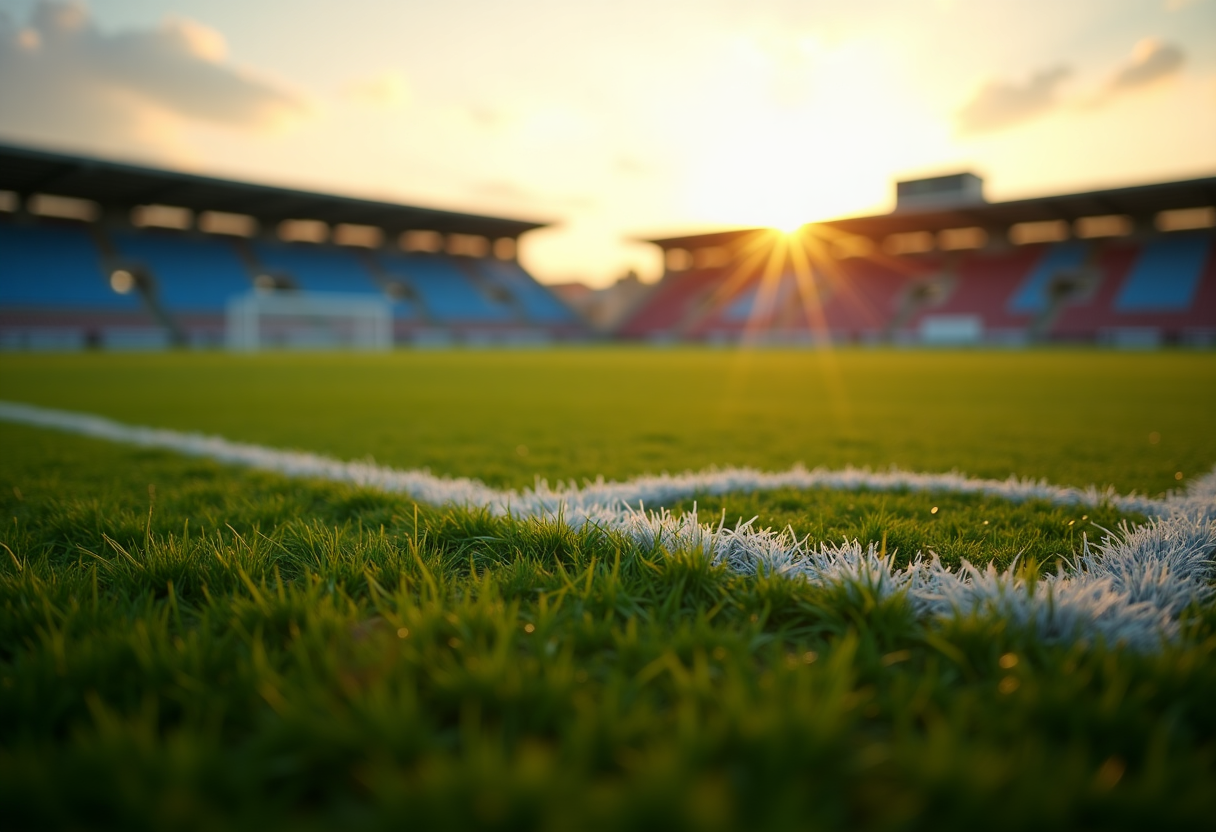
[[689, 271, 814, 338], [721, 274, 799, 323], [252, 241, 383, 295], [475, 259, 580, 326], [900, 246, 1051, 339], [112, 230, 253, 310], [720, 284, 766, 322], [379, 253, 513, 323], [818, 257, 939, 339], [1, 221, 128, 310], [0, 219, 164, 349], [629, 173, 1216, 345], [109, 229, 253, 344], [1007, 243, 1089, 314], [1114, 234, 1210, 312], [616, 269, 725, 339], [3, 141, 1211, 349], [661, 256, 943, 341], [0, 143, 582, 348], [1052, 235, 1216, 345]]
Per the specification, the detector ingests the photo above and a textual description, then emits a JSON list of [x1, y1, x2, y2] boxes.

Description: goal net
[[226, 292, 392, 351]]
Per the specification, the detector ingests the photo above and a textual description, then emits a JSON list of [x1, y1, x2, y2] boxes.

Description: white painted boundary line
[[2, 399, 1214, 651], [0, 401, 1184, 516]]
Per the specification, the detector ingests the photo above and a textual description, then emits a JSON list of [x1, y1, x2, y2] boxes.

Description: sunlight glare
[[685, 38, 927, 232]]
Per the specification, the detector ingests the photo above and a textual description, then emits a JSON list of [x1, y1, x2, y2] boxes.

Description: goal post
[[226, 292, 393, 351]]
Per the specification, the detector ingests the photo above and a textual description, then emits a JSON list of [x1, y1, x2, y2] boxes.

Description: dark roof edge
[[640, 227, 770, 248], [949, 174, 1216, 213], [0, 142, 551, 235], [636, 174, 1216, 248]]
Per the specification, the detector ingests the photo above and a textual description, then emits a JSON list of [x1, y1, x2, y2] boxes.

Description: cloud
[[956, 39, 1189, 136], [956, 66, 1071, 134], [341, 70, 410, 109], [1109, 39, 1184, 92], [0, 1, 308, 156]]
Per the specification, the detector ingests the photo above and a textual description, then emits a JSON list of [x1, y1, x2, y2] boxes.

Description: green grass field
[[2, 349, 1215, 830]]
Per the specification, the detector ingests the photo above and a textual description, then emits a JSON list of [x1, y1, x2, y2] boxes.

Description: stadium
[[2, 141, 1214, 351], [2, 1, 1216, 829]]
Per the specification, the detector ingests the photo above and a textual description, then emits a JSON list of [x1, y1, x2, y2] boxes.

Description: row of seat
[[0, 220, 579, 334], [6, 219, 1210, 346], [620, 234, 1216, 341], [902, 235, 1214, 338]]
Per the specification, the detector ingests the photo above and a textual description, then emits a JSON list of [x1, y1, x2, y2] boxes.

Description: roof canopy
[[0, 143, 547, 239], [647, 175, 1216, 249]]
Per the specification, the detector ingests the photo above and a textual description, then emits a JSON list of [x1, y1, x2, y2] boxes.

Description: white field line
[[2, 399, 1214, 651]]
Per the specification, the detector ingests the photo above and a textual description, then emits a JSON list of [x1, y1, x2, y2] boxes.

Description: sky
[[1, 0, 1214, 287]]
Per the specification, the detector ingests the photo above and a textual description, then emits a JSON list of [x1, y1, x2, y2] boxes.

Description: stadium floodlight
[[226, 291, 392, 351], [109, 270, 136, 294]]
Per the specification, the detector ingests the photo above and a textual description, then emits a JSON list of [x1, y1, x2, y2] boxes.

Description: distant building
[[552, 271, 651, 332], [895, 172, 985, 212]]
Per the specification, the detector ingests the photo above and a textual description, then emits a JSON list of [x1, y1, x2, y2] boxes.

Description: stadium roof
[[646, 175, 1216, 249], [0, 143, 548, 238]]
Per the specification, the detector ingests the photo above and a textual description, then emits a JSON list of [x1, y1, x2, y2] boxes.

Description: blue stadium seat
[[1114, 234, 1211, 312], [1007, 243, 1088, 314], [379, 254, 513, 322], [252, 241, 384, 295], [111, 230, 252, 312], [0, 221, 139, 310], [722, 287, 759, 321], [476, 260, 576, 323], [721, 273, 797, 322]]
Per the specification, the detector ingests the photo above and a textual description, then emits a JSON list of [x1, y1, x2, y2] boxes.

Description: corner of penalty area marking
[[1, 399, 1214, 649]]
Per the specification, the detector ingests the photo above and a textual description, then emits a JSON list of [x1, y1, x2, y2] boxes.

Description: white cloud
[[0, 1, 309, 156], [1110, 39, 1185, 92], [956, 38, 1189, 135], [956, 66, 1071, 134]]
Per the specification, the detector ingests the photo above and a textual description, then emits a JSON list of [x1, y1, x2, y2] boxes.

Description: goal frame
[[226, 292, 392, 351]]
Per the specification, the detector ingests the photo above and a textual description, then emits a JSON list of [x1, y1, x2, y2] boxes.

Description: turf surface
[[2, 349, 1213, 493], [2, 348, 1215, 830]]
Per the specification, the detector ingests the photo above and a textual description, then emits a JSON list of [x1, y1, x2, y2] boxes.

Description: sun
[[686, 142, 858, 234]]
